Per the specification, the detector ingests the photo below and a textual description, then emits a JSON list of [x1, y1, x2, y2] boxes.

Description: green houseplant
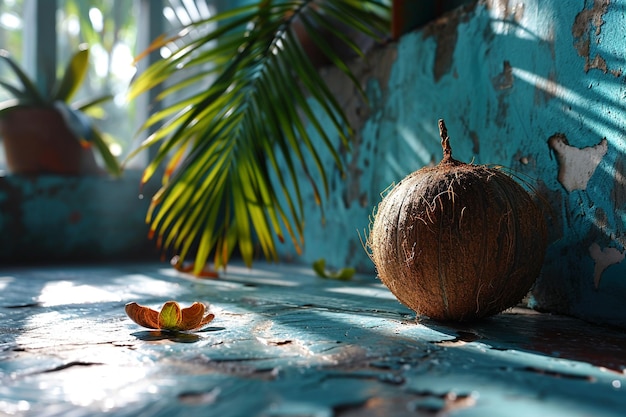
[[129, 0, 390, 274], [0, 45, 122, 176]]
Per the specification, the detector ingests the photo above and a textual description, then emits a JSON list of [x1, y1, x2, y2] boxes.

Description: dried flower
[[125, 301, 215, 331]]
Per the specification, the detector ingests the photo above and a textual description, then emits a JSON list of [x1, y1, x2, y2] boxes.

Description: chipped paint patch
[[422, 4, 475, 82], [547, 133, 608, 192], [491, 61, 514, 90], [572, 0, 615, 74], [320, 46, 397, 211], [589, 242, 625, 288], [534, 70, 558, 104], [491, 61, 514, 126], [611, 155, 626, 247]]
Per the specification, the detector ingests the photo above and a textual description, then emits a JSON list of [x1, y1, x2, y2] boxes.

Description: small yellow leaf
[[312, 259, 355, 281]]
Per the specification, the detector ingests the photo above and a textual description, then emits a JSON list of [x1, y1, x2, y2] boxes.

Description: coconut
[[368, 119, 547, 322]]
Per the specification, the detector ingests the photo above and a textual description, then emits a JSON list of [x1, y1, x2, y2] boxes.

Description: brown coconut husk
[[368, 120, 547, 322]]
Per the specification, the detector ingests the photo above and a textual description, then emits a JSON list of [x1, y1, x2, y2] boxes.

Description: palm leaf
[[73, 94, 114, 112], [54, 101, 122, 176], [52, 46, 89, 102], [0, 50, 45, 105], [127, 5, 260, 101], [0, 80, 28, 101], [88, 126, 123, 177], [128, 0, 390, 272]]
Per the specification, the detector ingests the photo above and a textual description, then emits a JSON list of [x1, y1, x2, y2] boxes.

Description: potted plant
[[128, 0, 390, 274], [0, 44, 122, 176]]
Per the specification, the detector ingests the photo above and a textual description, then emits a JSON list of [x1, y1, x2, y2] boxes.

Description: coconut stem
[[438, 119, 453, 162]]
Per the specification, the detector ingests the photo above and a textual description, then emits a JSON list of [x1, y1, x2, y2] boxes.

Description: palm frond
[[0, 50, 45, 105], [129, 0, 390, 273], [73, 94, 114, 112], [88, 126, 124, 177], [52, 45, 89, 103]]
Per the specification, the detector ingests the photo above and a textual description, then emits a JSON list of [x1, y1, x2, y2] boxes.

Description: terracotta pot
[[0, 107, 102, 175]]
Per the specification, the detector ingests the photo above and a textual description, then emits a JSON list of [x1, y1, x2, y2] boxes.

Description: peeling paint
[[491, 61, 513, 126], [320, 46, 396, 210], [611, 154, 626, 210], [611, 154, 626, 246], [533, 70, 558, 104], [469, 130, 480, 155], [547, 133, 608, 192], [572, 0, 609, 38], [422, 4, 475, 82], [572, 0, 614, 74], [491, 61, 514, 90], [594, 207, 608, 233], [422, 19, 458, 82], [589, 242, 625, 288]]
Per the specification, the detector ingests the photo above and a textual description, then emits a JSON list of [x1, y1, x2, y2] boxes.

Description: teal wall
[[276, 0, 626, 327]]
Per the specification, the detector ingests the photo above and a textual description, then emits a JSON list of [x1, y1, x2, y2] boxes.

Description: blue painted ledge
[[1, 262, 625, 416], [0, 171, 157, 264]]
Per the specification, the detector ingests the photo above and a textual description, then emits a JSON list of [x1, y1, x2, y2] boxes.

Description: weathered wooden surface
[[1, 262, 625, 416]]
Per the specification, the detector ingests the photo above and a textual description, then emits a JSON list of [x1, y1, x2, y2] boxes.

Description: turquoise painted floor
[[1, 262, 625, 416]]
